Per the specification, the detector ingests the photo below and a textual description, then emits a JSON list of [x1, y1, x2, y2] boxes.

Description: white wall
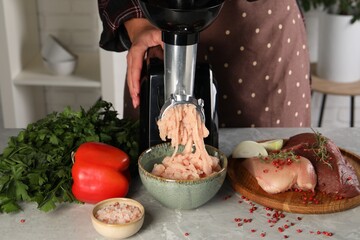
[[37, 0, 99, 52]]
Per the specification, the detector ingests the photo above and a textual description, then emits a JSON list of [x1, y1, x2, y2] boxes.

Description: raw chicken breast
[[242, 156, 317, 194]]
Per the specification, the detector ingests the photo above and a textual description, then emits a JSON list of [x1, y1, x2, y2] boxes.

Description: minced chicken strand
[[153, 104, 221, 180], [95, 202, 142, 224]]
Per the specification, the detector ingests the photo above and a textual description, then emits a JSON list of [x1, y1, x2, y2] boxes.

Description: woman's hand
[[124, 18, 163, 108]]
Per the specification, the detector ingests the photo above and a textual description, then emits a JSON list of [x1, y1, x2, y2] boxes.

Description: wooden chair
[[311, 64, 360, 127]]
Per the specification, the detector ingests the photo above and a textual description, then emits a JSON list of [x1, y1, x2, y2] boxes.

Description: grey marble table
[[0, 128, 359, 240]]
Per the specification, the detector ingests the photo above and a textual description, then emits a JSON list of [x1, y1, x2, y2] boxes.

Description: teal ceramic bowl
[[138, 143, 228, 210]]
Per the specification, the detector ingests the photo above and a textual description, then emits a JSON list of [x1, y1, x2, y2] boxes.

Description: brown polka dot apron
[[124, 0, 311, 128]]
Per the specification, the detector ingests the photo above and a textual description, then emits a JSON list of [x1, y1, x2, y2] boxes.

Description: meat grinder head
[[138, 0, 224, 121]]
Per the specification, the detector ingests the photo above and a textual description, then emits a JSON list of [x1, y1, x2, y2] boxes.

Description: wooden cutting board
[[227, 148, 360, 214]]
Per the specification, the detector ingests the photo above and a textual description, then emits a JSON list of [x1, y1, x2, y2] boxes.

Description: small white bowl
[[43, 58, 77, 76], [91, 198, 145, 239], [41, 35, 76, 62]]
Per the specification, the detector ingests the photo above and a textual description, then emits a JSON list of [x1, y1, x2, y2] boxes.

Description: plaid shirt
[[98, 0, 144, 52]]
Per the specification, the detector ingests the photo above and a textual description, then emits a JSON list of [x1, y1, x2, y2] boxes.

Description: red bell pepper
[[71, 142, 130, 204]]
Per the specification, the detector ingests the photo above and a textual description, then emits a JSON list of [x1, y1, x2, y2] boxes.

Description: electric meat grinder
[[138, 0, 224, 152]]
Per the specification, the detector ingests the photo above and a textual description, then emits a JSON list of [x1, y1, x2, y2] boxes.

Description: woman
[[98, 0, 311, 128]]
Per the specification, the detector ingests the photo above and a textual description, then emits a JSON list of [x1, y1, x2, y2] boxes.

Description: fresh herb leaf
[[0, 196, 22, 213]]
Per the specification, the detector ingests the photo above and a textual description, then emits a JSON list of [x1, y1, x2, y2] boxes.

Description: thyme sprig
[[311, 130, 333, 169], [259, 150, 300, 163]]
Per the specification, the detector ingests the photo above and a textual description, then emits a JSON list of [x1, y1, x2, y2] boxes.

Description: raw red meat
[[283, 133, 360, 198]]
